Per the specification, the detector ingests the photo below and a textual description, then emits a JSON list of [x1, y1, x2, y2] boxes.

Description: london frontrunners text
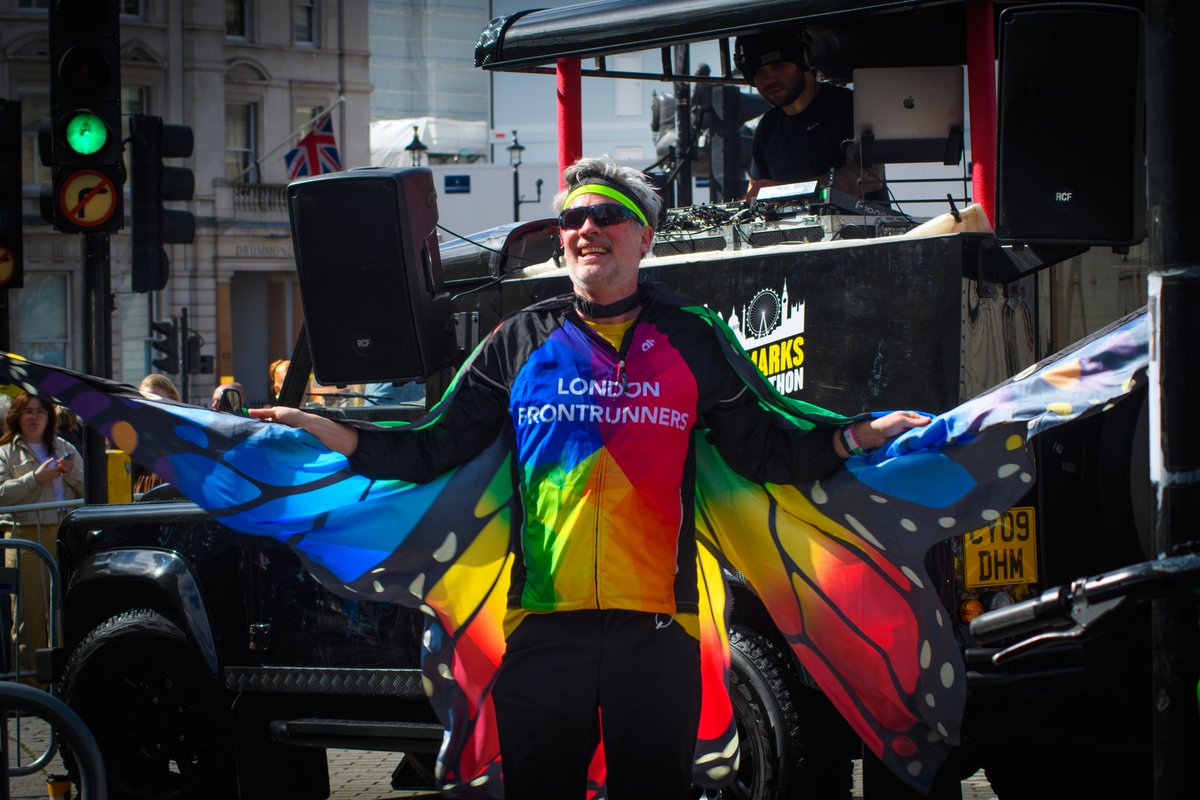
[[515, 402, 691, 430], [514, 377, 690, 430]]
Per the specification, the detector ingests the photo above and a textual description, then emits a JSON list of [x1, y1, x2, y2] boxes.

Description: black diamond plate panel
[[225, 666, 426, 697]]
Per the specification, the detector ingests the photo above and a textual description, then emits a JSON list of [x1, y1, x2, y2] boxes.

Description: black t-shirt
[[750, 82, 855, 184], [750, 82, 888, 204]]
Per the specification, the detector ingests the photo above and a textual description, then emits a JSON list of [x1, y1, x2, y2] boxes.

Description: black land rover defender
[[51, 2, 1163, 799]]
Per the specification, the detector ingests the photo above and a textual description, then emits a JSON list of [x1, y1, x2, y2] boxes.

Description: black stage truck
[[49, 1, 1195, 799]]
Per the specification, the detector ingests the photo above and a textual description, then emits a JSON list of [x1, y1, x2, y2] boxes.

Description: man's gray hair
[[552, 155, 663, 227]]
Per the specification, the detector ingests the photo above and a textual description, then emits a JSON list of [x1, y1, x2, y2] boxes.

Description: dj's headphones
[[734, 29, 813, 83]]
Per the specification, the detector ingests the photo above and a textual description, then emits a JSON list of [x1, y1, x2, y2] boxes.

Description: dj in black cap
[[735, 30, 887, 203]]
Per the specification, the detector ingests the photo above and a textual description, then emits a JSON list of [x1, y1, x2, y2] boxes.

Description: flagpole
[[232, 95, 346, 183]]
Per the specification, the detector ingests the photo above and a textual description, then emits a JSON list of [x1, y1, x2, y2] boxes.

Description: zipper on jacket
[[564, 301, 651, 609]]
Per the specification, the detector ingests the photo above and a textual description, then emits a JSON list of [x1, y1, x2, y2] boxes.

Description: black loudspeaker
[[995, 3, 1145, 246], [287, 167, 457, 385]]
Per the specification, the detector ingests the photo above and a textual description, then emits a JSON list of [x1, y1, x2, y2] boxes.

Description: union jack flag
[[284, 111, 342, 179]]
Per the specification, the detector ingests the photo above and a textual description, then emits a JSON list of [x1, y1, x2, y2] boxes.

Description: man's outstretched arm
[[249, 406, 359, 456]]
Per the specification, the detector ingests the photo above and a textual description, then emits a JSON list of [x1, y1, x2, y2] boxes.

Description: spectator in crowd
[[55, 406, 84, 452], [133, 374, 183, 496], [0, 391, 11, 438], [140, 373, 181, 402], [269, 359, 291, 402], [0, 392, 84, 682]]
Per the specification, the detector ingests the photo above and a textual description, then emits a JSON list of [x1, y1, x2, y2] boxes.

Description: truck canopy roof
[[475, 0, 1138, 82]]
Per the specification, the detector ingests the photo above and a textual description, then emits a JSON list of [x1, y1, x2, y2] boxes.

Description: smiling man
[[736, 30, 887, 202], [250, 155, 926, 798]]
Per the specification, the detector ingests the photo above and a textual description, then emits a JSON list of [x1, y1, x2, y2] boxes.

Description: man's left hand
[[858, 411, 929, 450], [835, 412, 930, 459]]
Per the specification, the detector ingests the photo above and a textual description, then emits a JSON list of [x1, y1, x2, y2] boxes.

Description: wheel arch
[[64, 548, 218, 675], [726, 578, 820, 690]]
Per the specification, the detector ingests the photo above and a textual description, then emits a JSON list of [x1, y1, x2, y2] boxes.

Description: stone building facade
[[1, 0, 371, 406]]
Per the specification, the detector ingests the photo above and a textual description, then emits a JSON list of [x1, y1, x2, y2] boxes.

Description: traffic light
[[131, 115, 195, 293], [45, 0, 124, 233], [0, 99, 22, 289], [184, 334, 213, 374], [150, 318, 179, 374]]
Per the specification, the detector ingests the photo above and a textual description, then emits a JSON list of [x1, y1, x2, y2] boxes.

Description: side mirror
[[215, 387, 243, 414]]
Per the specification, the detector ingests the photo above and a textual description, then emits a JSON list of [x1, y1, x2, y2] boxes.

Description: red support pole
[[557, 58, 583, 188], [965, 0, 996, 225]]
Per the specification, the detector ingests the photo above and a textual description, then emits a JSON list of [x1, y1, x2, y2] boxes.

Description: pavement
[[6, 710, 999, 799]]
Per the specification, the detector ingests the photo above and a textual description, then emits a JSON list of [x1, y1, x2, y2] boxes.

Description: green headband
[[563, 182, 649, 227]]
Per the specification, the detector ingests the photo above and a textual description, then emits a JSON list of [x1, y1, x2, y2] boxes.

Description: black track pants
[[492, 609, 701, 800]]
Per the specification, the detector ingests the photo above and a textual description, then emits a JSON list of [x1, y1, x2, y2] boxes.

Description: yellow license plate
[[963, 506, 1037, 589]]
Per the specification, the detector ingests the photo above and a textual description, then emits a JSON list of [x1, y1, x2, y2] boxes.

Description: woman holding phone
[[0, 392, 84, 681]]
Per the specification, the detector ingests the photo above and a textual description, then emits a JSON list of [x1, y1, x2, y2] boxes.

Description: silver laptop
[[852, 66, 964, 163]]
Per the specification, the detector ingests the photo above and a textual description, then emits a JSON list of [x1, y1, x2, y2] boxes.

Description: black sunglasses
[[558, 203, 640, 231]]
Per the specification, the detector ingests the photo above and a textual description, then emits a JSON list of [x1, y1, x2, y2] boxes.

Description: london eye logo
[[718, 282, 807, 396], [746, 289, 782, 339]]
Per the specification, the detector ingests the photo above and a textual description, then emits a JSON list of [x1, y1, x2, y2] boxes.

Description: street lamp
[[405, 125, 428, 166], [507, 130, 542, 222]]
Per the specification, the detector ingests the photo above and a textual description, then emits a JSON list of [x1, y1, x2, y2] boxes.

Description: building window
[[226, 0, 250, 39], [613, 54, 643, 117], [225, 103, 259, 183], [121, 86, 148, 122], [120, 86, 148, 176], [295, 0, 317, 46], [119, 0, 144, 17], [18, 84, 50, 186], [294, 104, 323, 134], [17, 0, 50, 10], [17, 273, 71, 367]]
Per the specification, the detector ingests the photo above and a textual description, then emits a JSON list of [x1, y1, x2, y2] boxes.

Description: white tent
[[370, 117, 489, 165]]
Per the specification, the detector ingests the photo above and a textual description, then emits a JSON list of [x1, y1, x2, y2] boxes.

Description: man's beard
[[769, 69, 808, 108]]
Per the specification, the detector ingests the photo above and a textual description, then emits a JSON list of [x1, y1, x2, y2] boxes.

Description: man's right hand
[[248, 406, 312, 428], [831, 162, 885, 195], [248, 406, 360, 456], [744, 178, 783, 201]]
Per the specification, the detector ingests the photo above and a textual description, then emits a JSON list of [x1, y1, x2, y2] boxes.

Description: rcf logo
[[1053, 187, 1076, 210]]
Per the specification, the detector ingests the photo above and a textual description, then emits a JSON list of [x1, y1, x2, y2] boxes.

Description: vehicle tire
[[984, 751, 1069, 800], [60, 608, 236, 800], [705, 626, 853, 800]]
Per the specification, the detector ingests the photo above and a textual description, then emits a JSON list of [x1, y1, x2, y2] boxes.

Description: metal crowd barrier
[[1, 498, 107, 797]]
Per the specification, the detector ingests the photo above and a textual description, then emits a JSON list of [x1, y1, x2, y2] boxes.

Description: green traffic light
[[64, 111, 108, 156]]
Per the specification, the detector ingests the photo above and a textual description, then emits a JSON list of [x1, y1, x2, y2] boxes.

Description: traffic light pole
[[81, 230, 111, 504], [180, 306, 190, 402], [1147, 2, 1200, 797]]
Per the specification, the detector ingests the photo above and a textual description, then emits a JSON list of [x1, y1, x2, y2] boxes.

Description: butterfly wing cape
[[0, 308, 1148, 795]]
